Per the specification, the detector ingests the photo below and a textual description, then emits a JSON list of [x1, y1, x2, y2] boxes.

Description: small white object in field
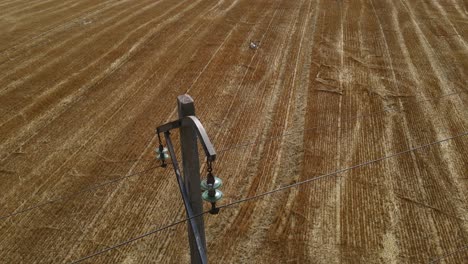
[[249, 41, 259, 50], [80, 19, 93, 26]]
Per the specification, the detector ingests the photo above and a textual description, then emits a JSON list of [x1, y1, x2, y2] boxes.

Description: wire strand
[[0, 165, 161, 220], [1, 91, 463, 222], [0, 91, 463, 221], [428, 244, 468, 263], [216, 91, 461, 153], [69, 211, 208, 264], [69, 130, 468, 263], [218, 130, 468, 208]]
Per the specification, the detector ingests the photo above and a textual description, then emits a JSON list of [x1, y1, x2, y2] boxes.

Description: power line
[[0, 165, 161, 220], [217, 91, 461, 153], [69, 211, 207, 264], [0, 91, 462, 221], [218, 130, 468, 208], [428, 244, 468, 263], [0, 129, 160, 220], [70, 130, 468, 263]]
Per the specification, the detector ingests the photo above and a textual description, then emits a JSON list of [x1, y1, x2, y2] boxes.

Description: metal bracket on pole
[[156, 116, 217, 162]]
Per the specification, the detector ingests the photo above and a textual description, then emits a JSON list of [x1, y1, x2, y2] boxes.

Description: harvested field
[[0, 0, 467, 263]]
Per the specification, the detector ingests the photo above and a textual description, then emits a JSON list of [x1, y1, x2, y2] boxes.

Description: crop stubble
[[0, 0, 467, 263]]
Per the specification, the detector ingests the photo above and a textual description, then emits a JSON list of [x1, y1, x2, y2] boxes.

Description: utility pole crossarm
[[156, 115, 216, 161]]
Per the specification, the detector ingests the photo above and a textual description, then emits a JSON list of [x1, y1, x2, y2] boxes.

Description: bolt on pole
[[177, 94, 207, 264]]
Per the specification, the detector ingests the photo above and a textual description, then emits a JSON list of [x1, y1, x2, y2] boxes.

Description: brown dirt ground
[[0, 0, 467, 263]]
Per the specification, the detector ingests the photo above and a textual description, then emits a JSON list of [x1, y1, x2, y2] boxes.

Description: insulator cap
[[155, 147, 168, 154], [202, 190, 223, 203], [200, 176, 223, 190], [156, 153, 170, 160]]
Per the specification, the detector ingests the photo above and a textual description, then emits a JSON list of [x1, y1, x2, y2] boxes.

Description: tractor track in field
[[0, 0, 467, 263]]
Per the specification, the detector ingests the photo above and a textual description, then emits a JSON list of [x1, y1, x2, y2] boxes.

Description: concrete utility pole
[[177, 95, 207, 264], [157, 94, 220, 264]]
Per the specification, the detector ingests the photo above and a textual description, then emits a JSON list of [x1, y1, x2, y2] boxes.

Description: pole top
[[177, 94, 194, 104], [178, 94, 195, 117]]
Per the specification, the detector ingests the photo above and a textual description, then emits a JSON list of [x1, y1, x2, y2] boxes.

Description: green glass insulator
[[155, 147, 168, 154], [156, 153, 170, 160], [202, 190, 223, 203], [200, 176, 222, 190]]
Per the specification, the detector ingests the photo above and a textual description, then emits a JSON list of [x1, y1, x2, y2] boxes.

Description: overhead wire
[[0, 91, 463, 221], [3, 1, 465, 261], [69, 210, 207, 264], [428, 244, 468, 263], [69, 129, 468, 263], [217, 130, 468, 209], [0, 165, 161, 221], [216, 90, 462, 153], [0, 130, 161, 220]]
